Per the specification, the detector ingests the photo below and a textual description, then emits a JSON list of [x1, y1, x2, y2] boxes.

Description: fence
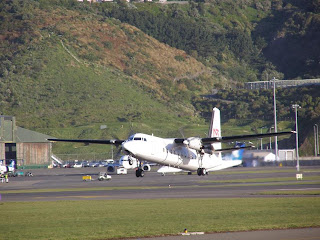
[[244, 78, 320, 90]]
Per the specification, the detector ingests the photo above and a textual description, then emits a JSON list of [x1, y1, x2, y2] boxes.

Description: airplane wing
[[201, 131, 295, 144], [174, 131, 294, 152], [47, 138, 125, 145]]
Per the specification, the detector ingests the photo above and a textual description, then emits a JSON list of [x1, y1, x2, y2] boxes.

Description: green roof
[[15, 127, 54, 143], [0, 116, 53, 143]]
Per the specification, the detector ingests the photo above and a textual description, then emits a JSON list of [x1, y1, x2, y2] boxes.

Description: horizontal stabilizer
[[207, 160, 242, 171]]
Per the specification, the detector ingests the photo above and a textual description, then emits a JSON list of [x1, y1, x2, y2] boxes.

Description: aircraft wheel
[[135, 168, 144, 177], [197, 168, 206, 176]]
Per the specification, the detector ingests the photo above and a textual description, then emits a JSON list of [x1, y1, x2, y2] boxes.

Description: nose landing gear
[[135, 168, 144, 177]]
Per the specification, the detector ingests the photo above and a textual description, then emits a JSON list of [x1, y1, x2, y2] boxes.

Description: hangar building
[[0, 116, 53, 167]]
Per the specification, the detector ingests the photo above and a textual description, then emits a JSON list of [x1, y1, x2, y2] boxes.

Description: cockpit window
[[128, 135, 147, 141], [128, 136, 134, 141]]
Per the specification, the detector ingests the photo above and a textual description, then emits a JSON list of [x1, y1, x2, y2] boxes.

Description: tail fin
[[208, 107, 222, 153], [208, 107, 221, 138]]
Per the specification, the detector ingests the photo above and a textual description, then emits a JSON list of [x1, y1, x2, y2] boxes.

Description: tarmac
[[1, 166, 320, 239]]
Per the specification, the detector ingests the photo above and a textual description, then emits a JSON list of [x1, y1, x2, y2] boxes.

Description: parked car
[[82, 161, 90, 167], [73, 162, 83, 168], [89, 162, 99, 167], [62, 162, 72, 168]]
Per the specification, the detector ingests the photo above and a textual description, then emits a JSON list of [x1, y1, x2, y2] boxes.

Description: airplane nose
[[122, 141, 137, 156]]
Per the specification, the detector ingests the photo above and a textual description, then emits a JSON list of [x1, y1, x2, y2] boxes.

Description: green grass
[[199, 176, 320, 184], [255, 190, 320, 196], [1, 198, 319, 240], [2, 180, 320, 195]]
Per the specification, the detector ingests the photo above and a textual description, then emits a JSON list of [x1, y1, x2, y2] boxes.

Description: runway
[[1, 166, 320, 201], [1, 166, 319, 240]]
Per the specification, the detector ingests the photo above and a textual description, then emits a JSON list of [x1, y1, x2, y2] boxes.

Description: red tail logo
[[212, 128, 220, 136]]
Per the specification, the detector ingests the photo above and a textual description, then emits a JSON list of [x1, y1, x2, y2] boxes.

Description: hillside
[[1, 0, 319, 156], [0, 0, 216, 130]]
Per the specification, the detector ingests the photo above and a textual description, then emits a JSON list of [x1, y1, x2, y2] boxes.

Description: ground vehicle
[[98, 172, 112, 181], [73, 162, 83, 168], [62, 162, 72, 168], [117, 168, 127, 175], [82, 161, 90, 167], [89, 162, 99, 167]]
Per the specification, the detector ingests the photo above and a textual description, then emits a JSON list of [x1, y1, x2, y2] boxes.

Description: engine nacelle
[[107, 165, 115, 173], [202, 144, 215, 155], [142, 164, 151, 171], [184, 137, 202, 151], [119, 155, 138, 169]]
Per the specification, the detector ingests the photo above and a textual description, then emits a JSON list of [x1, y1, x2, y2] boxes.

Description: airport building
[[0, 116, 53, 167]]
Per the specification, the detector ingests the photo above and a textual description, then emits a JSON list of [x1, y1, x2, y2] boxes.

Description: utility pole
[[260, 126, 267, 150], [269, 126, 274, 150], [315, 125, 318, 156], [292, 104, 301, 172], [316, 124, 319, 155], [272, 77, 278, 160]]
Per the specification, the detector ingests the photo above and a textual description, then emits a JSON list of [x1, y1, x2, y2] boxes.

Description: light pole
[[272, 77, 278, 160], [292, 104, 301, 172], [315, 125, 318, 156], [316, 124, 319, 155], [260, 126, 267, 150], [269, 126, 274, 149]]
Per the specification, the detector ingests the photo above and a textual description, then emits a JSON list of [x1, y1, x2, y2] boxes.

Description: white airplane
[[157, 142, 247, 176], [48, 108, 295, 177], [0, 160, 15, 174]]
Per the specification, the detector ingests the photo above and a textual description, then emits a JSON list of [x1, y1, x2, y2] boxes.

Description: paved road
[[138, 228, 320, 240]]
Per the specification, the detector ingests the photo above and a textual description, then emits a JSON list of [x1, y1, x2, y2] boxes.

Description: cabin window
[[134, 137, 142, 141]]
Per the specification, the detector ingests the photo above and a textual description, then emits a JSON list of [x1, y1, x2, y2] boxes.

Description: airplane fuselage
[[122, 133, 236, 172]]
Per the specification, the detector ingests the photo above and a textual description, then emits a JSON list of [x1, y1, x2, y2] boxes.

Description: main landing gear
[[135, 168, 144, 177], [197, 168, 207, 176], [197, 152, 207, 176]]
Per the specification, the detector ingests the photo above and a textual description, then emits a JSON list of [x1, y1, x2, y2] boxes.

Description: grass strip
[[0, 198, 319, 240], [209, 168, 320, 175], [1, 180, 320, 194], [254, 190, 320, 195], [199, 176, 320, 183]]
